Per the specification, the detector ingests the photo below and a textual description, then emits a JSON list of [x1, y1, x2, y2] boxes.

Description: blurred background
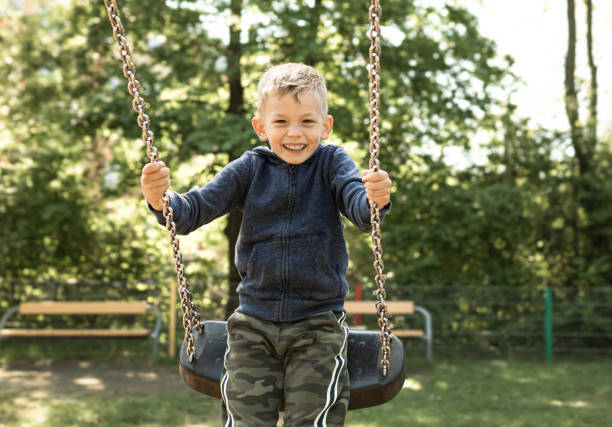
[[0, 1, 611, 425]]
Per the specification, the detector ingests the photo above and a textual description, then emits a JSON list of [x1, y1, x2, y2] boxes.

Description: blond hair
[[256, 63, 328, 118]]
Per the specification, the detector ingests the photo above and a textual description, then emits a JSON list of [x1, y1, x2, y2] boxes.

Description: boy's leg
[[282, 311, 350, 427], [221, 312, 283, 427]]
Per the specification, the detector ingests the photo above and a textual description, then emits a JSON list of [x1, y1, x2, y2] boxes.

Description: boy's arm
[[329, 147, 391, 233], [148, 153, 252, 235]]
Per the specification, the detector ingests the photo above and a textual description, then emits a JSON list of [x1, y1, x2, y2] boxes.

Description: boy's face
[[251, 91, 333, 165]]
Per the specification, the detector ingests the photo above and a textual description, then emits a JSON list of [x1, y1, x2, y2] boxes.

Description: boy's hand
[[141, 161, 171, 211], [362, 169, 391, 207]]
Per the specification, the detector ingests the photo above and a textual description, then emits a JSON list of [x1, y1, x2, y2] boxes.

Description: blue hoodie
[[151, 143, 390, 322]]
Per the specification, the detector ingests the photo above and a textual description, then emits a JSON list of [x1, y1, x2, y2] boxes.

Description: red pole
[[355, 284, 362, 326]]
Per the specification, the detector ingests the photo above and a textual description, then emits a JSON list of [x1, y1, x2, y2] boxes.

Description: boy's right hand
[[141, 161, 171, 211]]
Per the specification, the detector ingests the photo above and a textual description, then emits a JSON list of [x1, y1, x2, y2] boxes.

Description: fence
[[387, 284, 612, 359], [1, 280, 612, 359]]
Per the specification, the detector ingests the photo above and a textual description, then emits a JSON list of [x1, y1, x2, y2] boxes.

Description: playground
[[2, 0, 612, 425]]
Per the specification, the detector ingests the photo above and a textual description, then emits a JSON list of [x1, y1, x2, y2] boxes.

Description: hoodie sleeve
[[149, 152, 252, 235], [328, 146, 391, 233]]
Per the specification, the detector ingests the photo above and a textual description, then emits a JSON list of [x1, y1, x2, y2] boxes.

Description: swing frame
[[103, 0, 405, 410]]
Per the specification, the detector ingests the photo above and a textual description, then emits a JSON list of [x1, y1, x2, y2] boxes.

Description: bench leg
[[0, 306, 19, 356], [414, 305, 433, 362], [147, 305, 162, 361]]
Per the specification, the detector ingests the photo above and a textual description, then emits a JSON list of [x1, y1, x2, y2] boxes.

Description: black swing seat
[[179, 320, 406, 410]]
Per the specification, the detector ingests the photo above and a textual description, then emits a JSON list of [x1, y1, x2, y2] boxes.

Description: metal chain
[[103, 0, 202, 363], [368, 0, 392, 377]]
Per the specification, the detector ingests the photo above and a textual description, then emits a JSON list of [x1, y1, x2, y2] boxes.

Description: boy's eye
[[274, 120, 287, 124], [303, 120, 315, 124]]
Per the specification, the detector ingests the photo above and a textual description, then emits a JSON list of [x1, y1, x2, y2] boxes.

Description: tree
[[149, 0, 519, 310], [563, 0, 611, 287], [223, 0, 248, 317], [0, 0, 524, 316], [0, 0, 222, 299]]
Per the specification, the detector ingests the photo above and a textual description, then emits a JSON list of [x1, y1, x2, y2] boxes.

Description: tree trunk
[[564, 0, 608, 284], [581, 0, 608, 278], [585, 0, 598, 148], [224, 0, 245, 319], [563, 0, 582, 288], [564, 0, 587, 174], [227, 0, 245, 119], [303, 0, 323, 66]]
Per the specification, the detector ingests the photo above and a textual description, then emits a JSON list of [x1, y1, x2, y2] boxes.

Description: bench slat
[[344, 301, 424, 339], [394, 330, 425, 338], [344, 300, 414, 315], [0, 329, 150, 337], [18, 301, 148, 315]]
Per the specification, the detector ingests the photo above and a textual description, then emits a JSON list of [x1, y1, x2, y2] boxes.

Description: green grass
[[0, 392, 221, 427], [1, 341, 611, 426], [346, 358, 612, 427]]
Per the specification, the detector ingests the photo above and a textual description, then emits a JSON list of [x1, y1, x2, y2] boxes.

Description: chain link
[[103, 0, 202, 363], [368, 0, 392, 377]]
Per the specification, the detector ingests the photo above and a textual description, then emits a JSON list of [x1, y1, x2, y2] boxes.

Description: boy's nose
[[287, 126, 301, 136]]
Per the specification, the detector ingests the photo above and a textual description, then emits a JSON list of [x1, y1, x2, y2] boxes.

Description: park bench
[[0, 301, 162, 360], [344, 300, 433, 361]]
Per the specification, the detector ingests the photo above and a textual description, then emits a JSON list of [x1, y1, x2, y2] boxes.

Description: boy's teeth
[[284, 144, 306, 151]]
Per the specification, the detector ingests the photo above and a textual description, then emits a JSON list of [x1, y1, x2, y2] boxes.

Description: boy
[[142, 63, 391, 426]]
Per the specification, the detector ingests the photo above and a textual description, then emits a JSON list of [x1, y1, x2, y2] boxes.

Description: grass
[[346, 358, 612, 427], [1, 340, 611, 426]]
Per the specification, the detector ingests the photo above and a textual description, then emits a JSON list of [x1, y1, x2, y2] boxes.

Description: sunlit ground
[[1, 353, 611, 426]]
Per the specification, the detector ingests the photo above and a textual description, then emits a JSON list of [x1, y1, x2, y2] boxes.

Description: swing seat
[[178, 320, 406, 410]]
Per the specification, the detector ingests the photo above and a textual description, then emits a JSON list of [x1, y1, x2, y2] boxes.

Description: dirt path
[[0, 360, 219, 426], [0, 360, 197, 397]]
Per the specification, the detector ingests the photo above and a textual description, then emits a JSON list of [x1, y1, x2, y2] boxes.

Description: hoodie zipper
[[281, 165, 298, 319]]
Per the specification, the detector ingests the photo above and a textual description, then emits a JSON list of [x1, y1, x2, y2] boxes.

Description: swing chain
[[368, 0, 392, 377], [103, 0, 202, 363]]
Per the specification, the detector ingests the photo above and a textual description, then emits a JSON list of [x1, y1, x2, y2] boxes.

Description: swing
[[104, 0, 405, 411]]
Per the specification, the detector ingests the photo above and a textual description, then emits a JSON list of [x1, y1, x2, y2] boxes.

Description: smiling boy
[[141, 63, 391, 426]]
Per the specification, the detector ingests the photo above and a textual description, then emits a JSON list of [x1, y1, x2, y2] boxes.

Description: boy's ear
[[251, 117, 268, 141], [320, 115, 334, 140]]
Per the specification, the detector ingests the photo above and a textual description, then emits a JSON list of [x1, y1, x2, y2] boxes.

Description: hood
[[252, 143, 324, 168]]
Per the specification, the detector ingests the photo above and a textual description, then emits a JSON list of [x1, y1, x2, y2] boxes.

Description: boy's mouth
[[283, 144, 307, 152]]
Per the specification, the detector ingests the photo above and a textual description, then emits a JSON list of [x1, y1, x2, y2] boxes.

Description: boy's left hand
[[362, 169, 392, 207]]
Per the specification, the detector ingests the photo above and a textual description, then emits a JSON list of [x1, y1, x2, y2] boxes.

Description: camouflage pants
[[220, 310, 350, 427]]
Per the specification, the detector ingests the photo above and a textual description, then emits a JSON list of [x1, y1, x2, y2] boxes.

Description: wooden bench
[[344, 300, 433, 361], [0, 301, 162, 360]]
